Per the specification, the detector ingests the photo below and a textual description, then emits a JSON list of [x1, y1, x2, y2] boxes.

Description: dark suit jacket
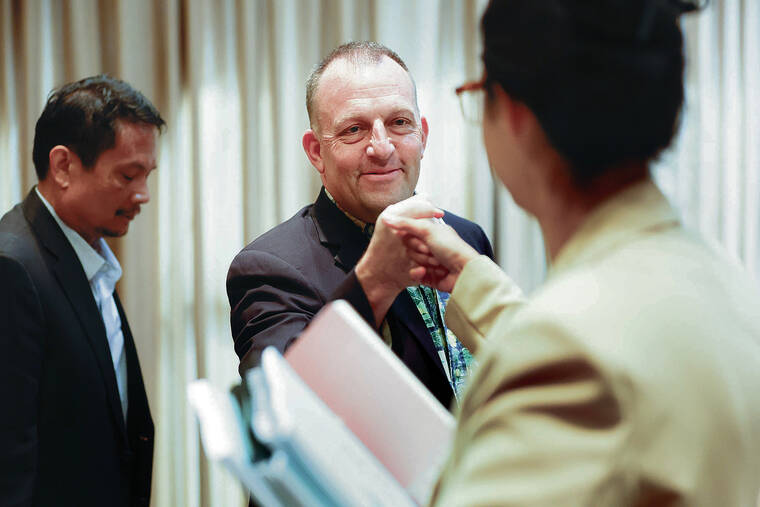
[[227, 188, 494, 408], [0, 190, 154, 507]]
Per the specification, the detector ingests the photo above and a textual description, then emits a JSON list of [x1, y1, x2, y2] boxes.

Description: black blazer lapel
[[309, 188, 369, 272], [116, 294, 154, 502], [22, 190, 128, 441], [116, 293, 152, 434]]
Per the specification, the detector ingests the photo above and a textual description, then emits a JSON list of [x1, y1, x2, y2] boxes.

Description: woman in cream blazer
[[385, 1, 760, 505]]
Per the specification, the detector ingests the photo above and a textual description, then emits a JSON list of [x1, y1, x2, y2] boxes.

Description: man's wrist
[[355, 256, 400, 326]]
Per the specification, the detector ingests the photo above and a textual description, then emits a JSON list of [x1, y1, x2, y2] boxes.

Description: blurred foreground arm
[[430, 316, 632, 506]]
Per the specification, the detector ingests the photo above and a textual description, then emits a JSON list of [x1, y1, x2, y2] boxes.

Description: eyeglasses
[[455, 78, 485, 124]]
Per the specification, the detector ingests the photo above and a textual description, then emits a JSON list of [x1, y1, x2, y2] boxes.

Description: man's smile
[[360, 168, 404, 181]]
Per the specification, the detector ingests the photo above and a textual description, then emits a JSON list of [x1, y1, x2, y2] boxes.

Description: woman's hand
[[381, 213, 480, 293], [355, 195, 445, 326]]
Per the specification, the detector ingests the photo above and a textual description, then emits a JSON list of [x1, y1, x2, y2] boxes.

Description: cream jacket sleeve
[[445, 256, 526, 355], [431, 260, 637, 506]]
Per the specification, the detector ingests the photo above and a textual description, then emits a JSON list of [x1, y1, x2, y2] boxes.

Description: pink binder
[[285, 300, 455, 504]]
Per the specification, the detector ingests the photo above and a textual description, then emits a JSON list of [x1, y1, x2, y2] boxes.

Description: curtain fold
[[1, 1, 757, 506]]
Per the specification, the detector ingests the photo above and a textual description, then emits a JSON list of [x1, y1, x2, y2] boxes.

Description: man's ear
[[302, 129, 325, 174], [419, 116, 429, 159], [47, 146, 75, 189]]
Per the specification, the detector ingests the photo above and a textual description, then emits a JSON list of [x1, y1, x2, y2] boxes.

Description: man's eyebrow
[[332, 111, 365, 128], [387, 108, 418, 120], [332, 107, 417, 128], [115, 161, 157, 172]]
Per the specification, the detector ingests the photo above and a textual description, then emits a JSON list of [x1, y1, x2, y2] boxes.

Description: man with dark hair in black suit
[[0, 75, 164, 507], [227, 42, 494, 409]]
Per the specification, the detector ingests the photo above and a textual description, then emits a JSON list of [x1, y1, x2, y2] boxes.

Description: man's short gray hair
[[305, 41, 417, 130]]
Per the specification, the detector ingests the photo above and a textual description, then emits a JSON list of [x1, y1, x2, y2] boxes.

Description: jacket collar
[[310, 187, 370, 271], [550, 178, 681, 277], [34, 187, 121, 284], [23, 187, 76, 262]]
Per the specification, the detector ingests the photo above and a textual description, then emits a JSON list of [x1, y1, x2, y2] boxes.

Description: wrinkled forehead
[[313, 56, 419, 129]]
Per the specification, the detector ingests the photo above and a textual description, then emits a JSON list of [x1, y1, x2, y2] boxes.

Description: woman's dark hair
[[481, 0, 705, 185], [32, 74, 165, 180]]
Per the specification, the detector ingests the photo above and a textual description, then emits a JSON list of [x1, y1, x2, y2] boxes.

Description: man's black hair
[[32, 74, 165, 180]]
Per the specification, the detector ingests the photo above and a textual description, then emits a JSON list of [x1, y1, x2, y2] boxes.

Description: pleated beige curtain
[[1, 1, 758, 506], [655, 0, 760, 280], [0, 1, 485, 505]]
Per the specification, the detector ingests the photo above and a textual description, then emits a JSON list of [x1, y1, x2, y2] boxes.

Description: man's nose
[[132, 181, 150, 205], [367, 120, 395, 160]]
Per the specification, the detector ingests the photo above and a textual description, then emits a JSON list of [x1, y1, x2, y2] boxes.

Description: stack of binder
[[188, 300, 454, 506]]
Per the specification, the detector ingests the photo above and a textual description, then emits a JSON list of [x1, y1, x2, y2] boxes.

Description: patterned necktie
[[407, 285, 474, 401]]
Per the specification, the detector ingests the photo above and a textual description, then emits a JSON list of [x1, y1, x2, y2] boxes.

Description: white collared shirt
[[36, 187, 129, 421]]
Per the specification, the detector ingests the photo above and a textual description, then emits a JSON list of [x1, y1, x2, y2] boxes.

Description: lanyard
[[419, 286, 456, 393]]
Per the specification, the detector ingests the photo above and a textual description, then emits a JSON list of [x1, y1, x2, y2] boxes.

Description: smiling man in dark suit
[[226, 42, 494, 409], [0, 75, 164, 507]]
